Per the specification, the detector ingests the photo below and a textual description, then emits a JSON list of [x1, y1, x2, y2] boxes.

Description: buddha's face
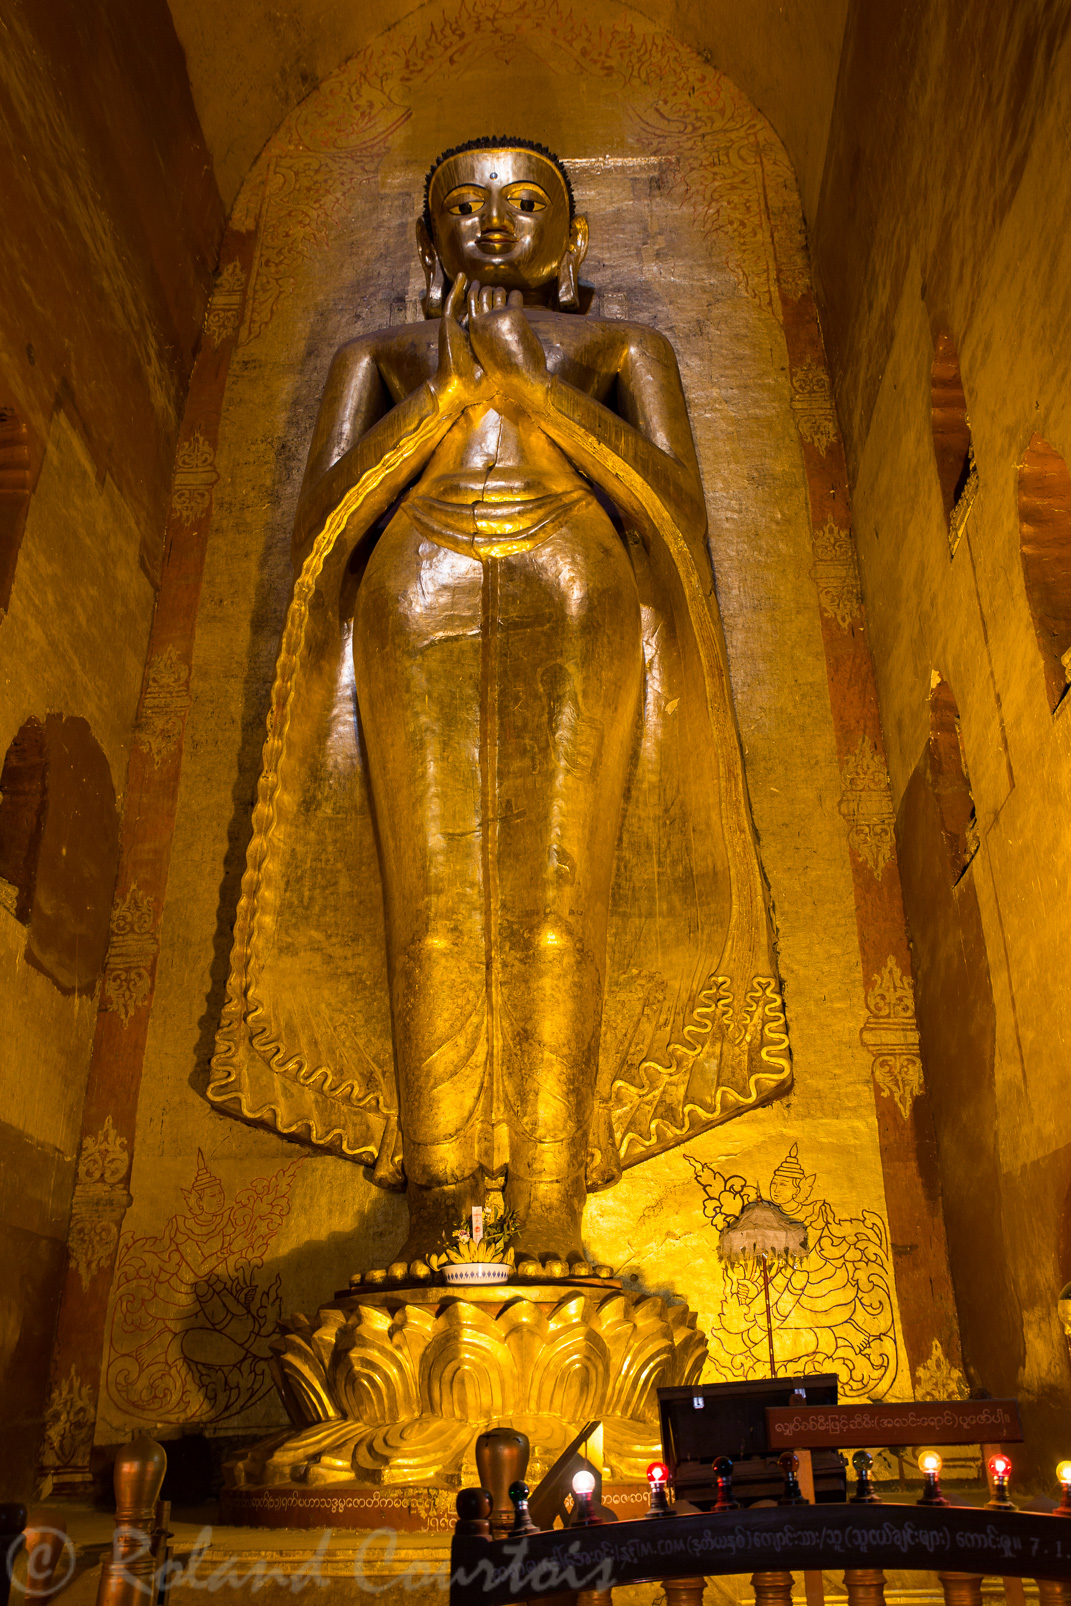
[[428, 147, 576, 291]]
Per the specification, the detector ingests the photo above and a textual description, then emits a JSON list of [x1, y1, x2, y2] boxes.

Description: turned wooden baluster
[[844, 1570, 886, 1606], [96, 1437, 168, 1606], [664, 1580, 706, 1606], [1037, 1459, 1071, 1606], [0, 1506, 27, 1606], [937, 1574, 983, 1606], [753, 1572, 795, 1606], [23, 1510, 71, 1606], [454, 1487, 493, 1539]]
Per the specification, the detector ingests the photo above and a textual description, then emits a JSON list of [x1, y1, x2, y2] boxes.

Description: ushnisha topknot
[[423, 136, 576, 233]]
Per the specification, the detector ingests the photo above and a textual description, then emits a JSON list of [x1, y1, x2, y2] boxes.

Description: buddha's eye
[[444, 187, 486, 216], [504, 184, 549, 214]]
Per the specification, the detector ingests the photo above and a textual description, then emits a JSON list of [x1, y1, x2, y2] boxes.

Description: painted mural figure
[[107, 1152, 302, 1425], [689, 1146, 899, 1398], [210, 138, 790, 1272]]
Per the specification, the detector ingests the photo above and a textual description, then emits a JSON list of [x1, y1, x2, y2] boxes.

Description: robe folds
[[208, 401, 791, 1191]]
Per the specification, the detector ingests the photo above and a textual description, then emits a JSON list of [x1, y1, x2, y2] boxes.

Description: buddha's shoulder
[[324, 313, 676, 366], [327, 323, 439, 368], [530, 309, 677, 357]]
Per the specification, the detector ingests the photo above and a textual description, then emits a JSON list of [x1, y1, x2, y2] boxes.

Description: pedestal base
[[225, 1278, 705, 1511], [219, 1480, 652, 1531]]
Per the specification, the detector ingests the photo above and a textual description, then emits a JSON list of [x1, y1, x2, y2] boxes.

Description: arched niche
[[222, 0, 805, 337], [0, 404, 32, 614], [0, 714, 120, 992], [930, 334, 976, 555], [107, 0, 924, 1440], [1017, 433, 1071, 712], [201, 0, 817, 1151], [926, 676, 978, 885]]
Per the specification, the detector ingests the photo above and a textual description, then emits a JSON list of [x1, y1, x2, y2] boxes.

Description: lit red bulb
[[989, 1454, 1012, 1480], [647, 1462, 669, 1486]]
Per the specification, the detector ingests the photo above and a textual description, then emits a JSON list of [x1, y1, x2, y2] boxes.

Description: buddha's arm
[[542, 328, 707, 549], [291, 350, 448, 566], [292, 281, 478, 565], [467, 309, 707, 549]]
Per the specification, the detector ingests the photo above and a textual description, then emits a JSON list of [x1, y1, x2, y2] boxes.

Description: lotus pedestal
[[220, 1276, 706, 1529]]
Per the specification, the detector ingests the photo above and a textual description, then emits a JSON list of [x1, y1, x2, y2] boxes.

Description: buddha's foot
[[349, 1178, 615, 1287], [505, 1178, 590, 1269]]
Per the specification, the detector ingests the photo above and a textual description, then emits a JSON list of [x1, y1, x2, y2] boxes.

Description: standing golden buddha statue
[[209, 138, 791, 1277]]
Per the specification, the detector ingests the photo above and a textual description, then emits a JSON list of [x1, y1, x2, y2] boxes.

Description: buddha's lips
[[478, 230, 514, 248]]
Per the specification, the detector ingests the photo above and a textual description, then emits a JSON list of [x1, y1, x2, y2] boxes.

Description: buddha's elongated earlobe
[[556, 215, 589, 312], [557, 251, 579, 310], [426, 257, 446, 318], [416, 217, 446, 318]]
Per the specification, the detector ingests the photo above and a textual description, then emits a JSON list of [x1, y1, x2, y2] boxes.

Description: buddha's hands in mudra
[[430, 271, 549, 412], [427, 275, 485, 410]]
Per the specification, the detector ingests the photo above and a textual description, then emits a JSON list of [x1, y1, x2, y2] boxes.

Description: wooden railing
[[448, 1497, 1071, 1606]]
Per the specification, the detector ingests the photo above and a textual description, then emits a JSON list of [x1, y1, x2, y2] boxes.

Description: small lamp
[[713, 1455, 739, 1512], [1056, 1461, 1071, 1516], [508, 1480, 539, 1536], [571, 1468, 599, 1527], [778, 1450, 806, 1506], [645, 1461, 671, 1517], [986, 1453, 1014, 1510], [849, 1449, 880, 1505], [917, 1450, 948, 1507]]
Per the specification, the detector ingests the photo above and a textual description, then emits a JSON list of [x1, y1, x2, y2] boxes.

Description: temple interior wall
[[4, 0, 1071, 1509], [68, 0, 939, 1495], [166, 0, 848, 223], [811, 0, 1071, 1477], [0, 1, 223, 1498]]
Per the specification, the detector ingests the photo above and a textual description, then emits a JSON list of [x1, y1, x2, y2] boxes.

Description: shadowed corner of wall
[[894, 673, 1026, 1424]]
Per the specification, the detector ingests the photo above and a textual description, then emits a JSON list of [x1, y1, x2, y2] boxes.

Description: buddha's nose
[[484, 189, 512, 234]]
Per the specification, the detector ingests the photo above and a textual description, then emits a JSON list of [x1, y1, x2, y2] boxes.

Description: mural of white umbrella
[[718, 1198, 809, 1378]]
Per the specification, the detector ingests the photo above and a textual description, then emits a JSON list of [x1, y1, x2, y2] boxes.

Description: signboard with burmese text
[[764, 1399, 1023, 1451]]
